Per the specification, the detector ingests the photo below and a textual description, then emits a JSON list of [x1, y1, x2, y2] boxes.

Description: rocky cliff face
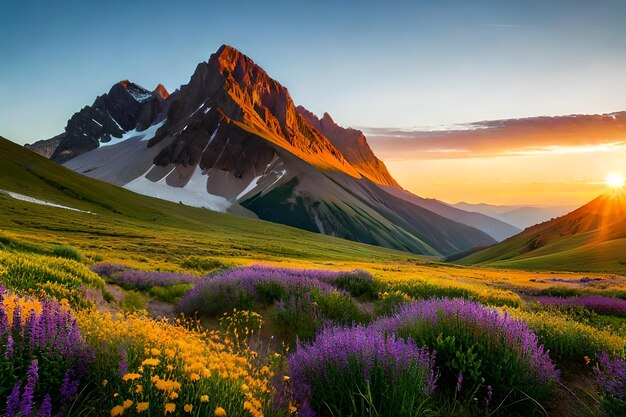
[[48, 81, 169, 163], [296, 107, 399, 186]]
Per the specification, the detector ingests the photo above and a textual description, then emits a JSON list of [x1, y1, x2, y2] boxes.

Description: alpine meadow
[[2, 2, 626, 417]]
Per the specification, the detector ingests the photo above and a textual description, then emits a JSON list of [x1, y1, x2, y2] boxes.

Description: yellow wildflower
[[184, 404, 193, 413], [135, 384, 143, 394], [164, 403, 176, 415], [122, 373, 142, 382], [283, 375, 290, 382], [151, 348, 162, 356], [200, 395, 209, 403], [215, 407, 227, 416], [169, 391, 179, 400], [110, 405, 125, 417], [190, 372, 200, 381], [123, 399, 133, 409], [136, 402, 149, 413], [142, 358, 160, 367], [289, 404, 298, 413]]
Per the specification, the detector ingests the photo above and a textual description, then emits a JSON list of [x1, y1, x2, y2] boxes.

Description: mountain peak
[[152, 83, 169, 100]]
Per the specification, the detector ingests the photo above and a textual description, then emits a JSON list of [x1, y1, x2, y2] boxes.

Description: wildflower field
[[1, 228, 626, 416]]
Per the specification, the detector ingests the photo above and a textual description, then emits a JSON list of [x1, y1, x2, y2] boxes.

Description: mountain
[[452, 202, 576, 230], [30, 81, 171, 164], [458, 191, 626, 273], [0, 134, 424, 266], [39, 45, 501, 256]]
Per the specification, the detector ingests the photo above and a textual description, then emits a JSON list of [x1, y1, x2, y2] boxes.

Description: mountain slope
[[458, 191, 626, 273], [0, 134, 429, 265], [56, 45, 497, 256]]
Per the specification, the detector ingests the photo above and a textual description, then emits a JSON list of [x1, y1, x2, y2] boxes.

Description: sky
[[1, 0, 626, 206]]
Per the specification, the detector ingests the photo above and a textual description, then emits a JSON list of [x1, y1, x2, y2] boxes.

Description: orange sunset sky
[[365, 114, 626, 206]]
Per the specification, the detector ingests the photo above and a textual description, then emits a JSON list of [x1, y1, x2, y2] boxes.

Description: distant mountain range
[[452, 202, 576, 230], [23, 45, 524, 256], [459, 191, 626, 273]]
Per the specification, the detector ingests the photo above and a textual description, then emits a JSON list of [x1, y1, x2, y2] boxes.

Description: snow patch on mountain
[[101, 120, 166, 147], [1, 189, 95, 214], [124, 166, 231, 212]]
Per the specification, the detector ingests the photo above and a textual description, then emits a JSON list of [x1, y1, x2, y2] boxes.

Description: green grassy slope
[[0, 136, 426, 267], [459, 192, 626, 274]]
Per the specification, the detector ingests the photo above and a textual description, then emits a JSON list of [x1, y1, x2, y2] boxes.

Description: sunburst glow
[[605, 173, 625, 189]]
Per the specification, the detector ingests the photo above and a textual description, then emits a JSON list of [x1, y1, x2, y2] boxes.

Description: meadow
[[2, 137, 626, 416], [2, 232, 626, 417]]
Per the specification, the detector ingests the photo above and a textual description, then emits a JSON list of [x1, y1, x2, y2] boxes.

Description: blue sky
[[2, 0, 626, 144]]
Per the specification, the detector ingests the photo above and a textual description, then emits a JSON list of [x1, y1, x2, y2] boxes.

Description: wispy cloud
[[364, 112, 626, 160]]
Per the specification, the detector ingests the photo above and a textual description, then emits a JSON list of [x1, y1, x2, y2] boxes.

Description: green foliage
[[0, 249, 105, 309], [120, 289, 147, 312], [374, 290, 413, 317], [179, 256, 233, 273], [52, 245, 84, 262], [149, 284, 194, 304], [507, 308, 626, 360], [316, 291, 370, 325]]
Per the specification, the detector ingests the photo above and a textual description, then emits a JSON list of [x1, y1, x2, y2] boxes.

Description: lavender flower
[[536, 295, 626, 315], [456, 371, 463, 392], [374, 298, 560, 385], [288, 325, 437, 416], [594, 351, 626, 400], [37, 394, 52, 417], [60, 369, 81, 408], [5, 381, 21, 417], [178, 265, 354, 315], [19, 359, 39, 416]]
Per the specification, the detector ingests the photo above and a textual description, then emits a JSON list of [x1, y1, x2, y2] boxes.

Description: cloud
[[363, 112, 626, 160]]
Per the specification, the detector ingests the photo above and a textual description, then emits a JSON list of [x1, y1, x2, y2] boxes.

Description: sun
[[605, 173, 625, 189]]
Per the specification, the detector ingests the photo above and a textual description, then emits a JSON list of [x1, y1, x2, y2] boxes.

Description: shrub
[[110, 269, 201, 290], [51, 245, 84, 262], [374, 298, 559, 411], [383, 279, 523, 308], [0, 250, 105, 309], [316, 270, 377, 299], [593, 351, 626, 416], [0, 288, 93, 416], [288, 325, 437, 417], [177, 265, 346, 316], [507, 308, 625, 360], [373, 290, 413, 317], [274, 293, 320, 341], [149, 284, 194, 304], [315, 291, 369, 325], [179, 256, 233, 273], [89, 263, 127, 278]]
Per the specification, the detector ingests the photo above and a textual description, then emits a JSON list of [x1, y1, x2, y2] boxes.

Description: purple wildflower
[[5, 381, 21, 417], [60, 369, 81, 408], [178, 265, 353, 315], [594, 351, 626, 400], [456, 371, 463, 393], [19, 359, 39, 417], [536, 295, 626, 315], [37, 394, 53, 417], [288, 325, 437, 416]]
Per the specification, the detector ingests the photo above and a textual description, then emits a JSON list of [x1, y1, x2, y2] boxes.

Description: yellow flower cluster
[[76, 310, 271, 417], [1, 292, 43, 325]]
